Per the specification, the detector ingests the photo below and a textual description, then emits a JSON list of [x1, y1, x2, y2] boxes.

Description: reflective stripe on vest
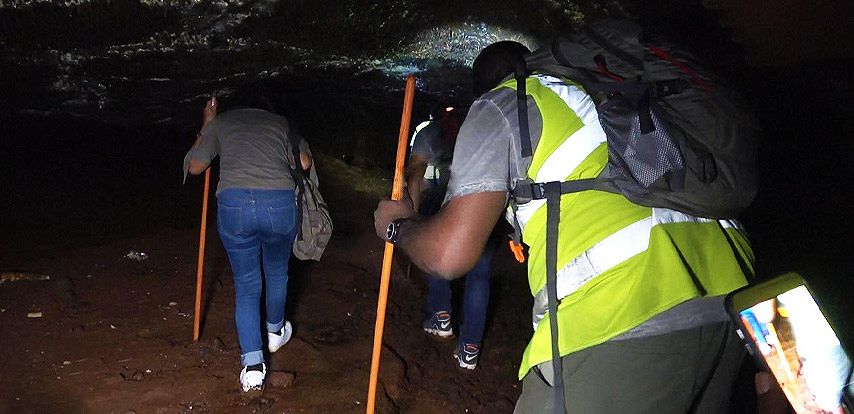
[[424, 164, 441, 181], [531, 208, 744, 329], [410, 119, 431, 148], [508, 75, 607, 231]]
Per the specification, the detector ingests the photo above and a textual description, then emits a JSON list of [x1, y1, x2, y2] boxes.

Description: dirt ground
[[0, 139, 768, 414], [0, 153, 539, 413]]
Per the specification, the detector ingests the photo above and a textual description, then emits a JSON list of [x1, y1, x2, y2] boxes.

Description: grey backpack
[[512, 19, 760, 219]]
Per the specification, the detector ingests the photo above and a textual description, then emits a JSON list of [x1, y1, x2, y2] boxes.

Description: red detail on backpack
[[647, 45, 712, 94], [594, 55, 626, 82]]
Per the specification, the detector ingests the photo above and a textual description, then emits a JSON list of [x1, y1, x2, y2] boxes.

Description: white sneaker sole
[[423, 327, 455, 339], [454, 347, 479, 370], [240, 364, 266, 392], [456, 357, 477, 370]]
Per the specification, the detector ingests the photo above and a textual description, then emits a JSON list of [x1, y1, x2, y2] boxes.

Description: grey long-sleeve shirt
[[183, 108, 310, 195]]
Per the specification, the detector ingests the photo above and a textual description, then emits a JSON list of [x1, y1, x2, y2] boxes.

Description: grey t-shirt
[[183, 108, 310, 195], [446, 86, 727, 341], [445, 88, 541, 202]]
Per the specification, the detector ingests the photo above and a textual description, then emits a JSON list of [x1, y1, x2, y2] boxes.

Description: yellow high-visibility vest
[[502, 75, 754, 379]]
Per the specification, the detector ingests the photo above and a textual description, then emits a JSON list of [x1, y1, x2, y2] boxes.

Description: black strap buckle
[[531, 182, 547, 200]]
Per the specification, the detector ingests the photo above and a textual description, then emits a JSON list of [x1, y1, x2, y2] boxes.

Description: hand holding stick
[[365, 75, 415, 414]]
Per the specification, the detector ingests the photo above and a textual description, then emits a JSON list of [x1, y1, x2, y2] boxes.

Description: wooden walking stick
[[193, 96, 217, 342], [365, 74, 415, 414], [192, 167, 211, 342]]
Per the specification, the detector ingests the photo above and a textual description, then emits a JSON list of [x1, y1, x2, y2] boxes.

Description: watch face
[[386, 222, 396, 241]]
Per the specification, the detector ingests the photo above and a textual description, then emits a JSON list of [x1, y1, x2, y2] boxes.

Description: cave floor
[[0, 152, 765, 413], [0, 157, 533, 414]]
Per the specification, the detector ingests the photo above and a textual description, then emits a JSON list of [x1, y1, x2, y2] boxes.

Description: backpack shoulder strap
[[515, 64, 533, 159], [542, 181, 567, 414]]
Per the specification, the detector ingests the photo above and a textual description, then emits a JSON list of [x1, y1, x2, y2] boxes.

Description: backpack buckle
[[531, 182, 547, 200], [510, 180, 547, 202]]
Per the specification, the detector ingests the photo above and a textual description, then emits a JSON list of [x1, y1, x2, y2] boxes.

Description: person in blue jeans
[[407, 105, 495, 370], [184, 93, 312, 392], [423, 231, 497, 370]]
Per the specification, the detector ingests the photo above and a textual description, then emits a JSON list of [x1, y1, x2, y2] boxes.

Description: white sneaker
[[267, 321, 293, 353], [239, 363, 266, 392]]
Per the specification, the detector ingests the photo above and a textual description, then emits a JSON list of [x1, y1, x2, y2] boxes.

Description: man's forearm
[[394, 220, 466, 279], [391, 191, 505, 279]]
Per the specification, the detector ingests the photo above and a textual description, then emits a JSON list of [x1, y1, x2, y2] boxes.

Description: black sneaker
[[422, 311, 454, 339], [454, 343, 480, 370]]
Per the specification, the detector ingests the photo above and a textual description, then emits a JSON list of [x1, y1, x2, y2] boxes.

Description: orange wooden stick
[[366, 74, 416, 414], [193, 167, 211, 341]]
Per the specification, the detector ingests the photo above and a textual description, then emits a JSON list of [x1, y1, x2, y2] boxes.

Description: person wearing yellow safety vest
[[374, 41, 754, 413]]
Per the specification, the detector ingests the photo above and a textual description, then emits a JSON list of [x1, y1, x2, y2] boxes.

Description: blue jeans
[[426, 237, 497, 346], [217, 189, 297, 367]]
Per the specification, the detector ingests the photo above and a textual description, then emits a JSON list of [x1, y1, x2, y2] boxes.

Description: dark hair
[[219, 85, 285, 114], [472, 41, 531, 96]]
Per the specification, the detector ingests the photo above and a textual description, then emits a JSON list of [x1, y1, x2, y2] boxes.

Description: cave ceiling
[[0, 0, 850, 126]]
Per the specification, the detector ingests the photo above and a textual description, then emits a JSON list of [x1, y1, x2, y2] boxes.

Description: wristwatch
[[385, 218, 408, 244]]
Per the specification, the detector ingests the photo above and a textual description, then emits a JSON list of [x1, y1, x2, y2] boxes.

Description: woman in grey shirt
[[185, 95, 311, 392]]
